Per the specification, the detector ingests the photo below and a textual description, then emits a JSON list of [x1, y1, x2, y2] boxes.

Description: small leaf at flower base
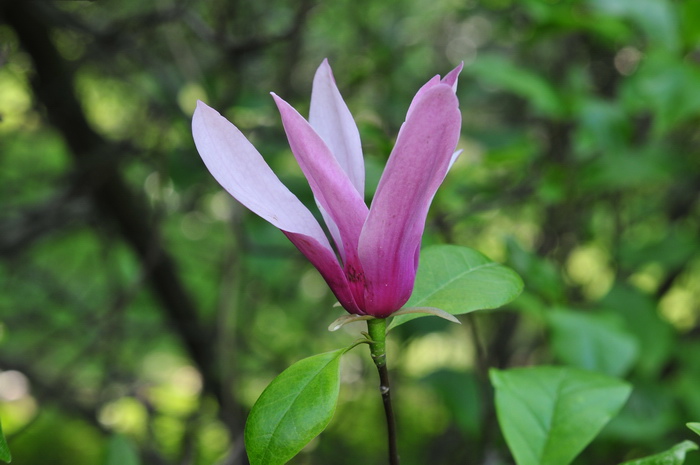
[[389, 245, 523, 330], [0, 417, 10, 463], [328, 314, 374, 331], [688, 423, 700, 437], [617, 440, 698, 465], [245, 349, 345, 465], [490, 366, 631, 465], [391, 306, 461, 324]]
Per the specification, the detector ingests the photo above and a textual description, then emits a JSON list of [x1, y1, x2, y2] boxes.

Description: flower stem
[[367, 318, 400, 465]]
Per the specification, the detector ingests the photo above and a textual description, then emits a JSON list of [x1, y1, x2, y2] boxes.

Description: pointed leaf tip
[[245, 350, 345, 465], [491, 366, 631, 465]]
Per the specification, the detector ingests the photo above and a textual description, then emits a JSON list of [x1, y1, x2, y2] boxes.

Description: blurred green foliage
[[0, 0, 699, 464]]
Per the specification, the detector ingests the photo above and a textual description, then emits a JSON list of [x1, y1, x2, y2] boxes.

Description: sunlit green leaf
[[389, 245, 523, 330], [618, 440, 698, 465], [490, 366, 631, 465], [245, 349, 345, 465]]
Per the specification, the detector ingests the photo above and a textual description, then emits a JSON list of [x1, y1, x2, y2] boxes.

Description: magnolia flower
[[192, 60, 462, 318]]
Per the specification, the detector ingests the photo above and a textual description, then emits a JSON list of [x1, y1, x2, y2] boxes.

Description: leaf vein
[[414, 261, 500, 305]]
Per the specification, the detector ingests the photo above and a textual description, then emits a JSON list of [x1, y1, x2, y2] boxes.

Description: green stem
[[367, 318, 400, 465]]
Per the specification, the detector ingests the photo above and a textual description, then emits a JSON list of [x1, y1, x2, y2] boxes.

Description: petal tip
[[442, 63, 464, 91], [193, 100, 219, 120], [315, 58, 336, 83], [270, 92, 288, 109], [194, 99, 212, 111]]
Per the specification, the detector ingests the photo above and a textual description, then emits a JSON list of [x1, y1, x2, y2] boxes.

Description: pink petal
[[358, 84, 462, 317], [308, 59, 365, 261], [309, 59, 365, 196], [281, 230, 363, 314], [406, 63, 463, 119], [441, 62, 464, 91], [405, 75, 441, 120], [273, 94, 371, 308], [192, 101, 361, 313]]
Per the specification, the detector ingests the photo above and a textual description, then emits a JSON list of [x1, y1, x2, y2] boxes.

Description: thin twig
[[367, 319, 400, 465], [376, 362, 399, 465]]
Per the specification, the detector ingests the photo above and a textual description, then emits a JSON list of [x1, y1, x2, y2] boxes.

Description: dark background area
[[0, 0, 699, 464]]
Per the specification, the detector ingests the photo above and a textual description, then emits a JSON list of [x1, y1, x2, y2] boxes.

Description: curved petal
[[358, 85, 462, 317], [192, 100, 361, 314], [405, 75, 440, 120], [309, 59, 365, 196], [309, 59, 366, 263], [273, 94, 371, 308], [273, 96, 368, 236]]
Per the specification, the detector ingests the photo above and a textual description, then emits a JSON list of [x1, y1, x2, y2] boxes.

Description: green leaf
[[103, 434, 140, 465], [574, 98, 631, 155], [245, 349, 345, 465], [0, 417, 10, 463], [689, 423, 700, 437], [603, 382, 677, 442], [389, 245, 523, 330], [467, 54, 566, 117], [622, 52, 700, 135], [618, 440, 698, 465], [422, 370, 482, 436], [600, 285, 674, 377], [587, 0, 679, 52], [547, 309, 639, 377], [506, 238, 564, 303], [490, 366, 631, 465]]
